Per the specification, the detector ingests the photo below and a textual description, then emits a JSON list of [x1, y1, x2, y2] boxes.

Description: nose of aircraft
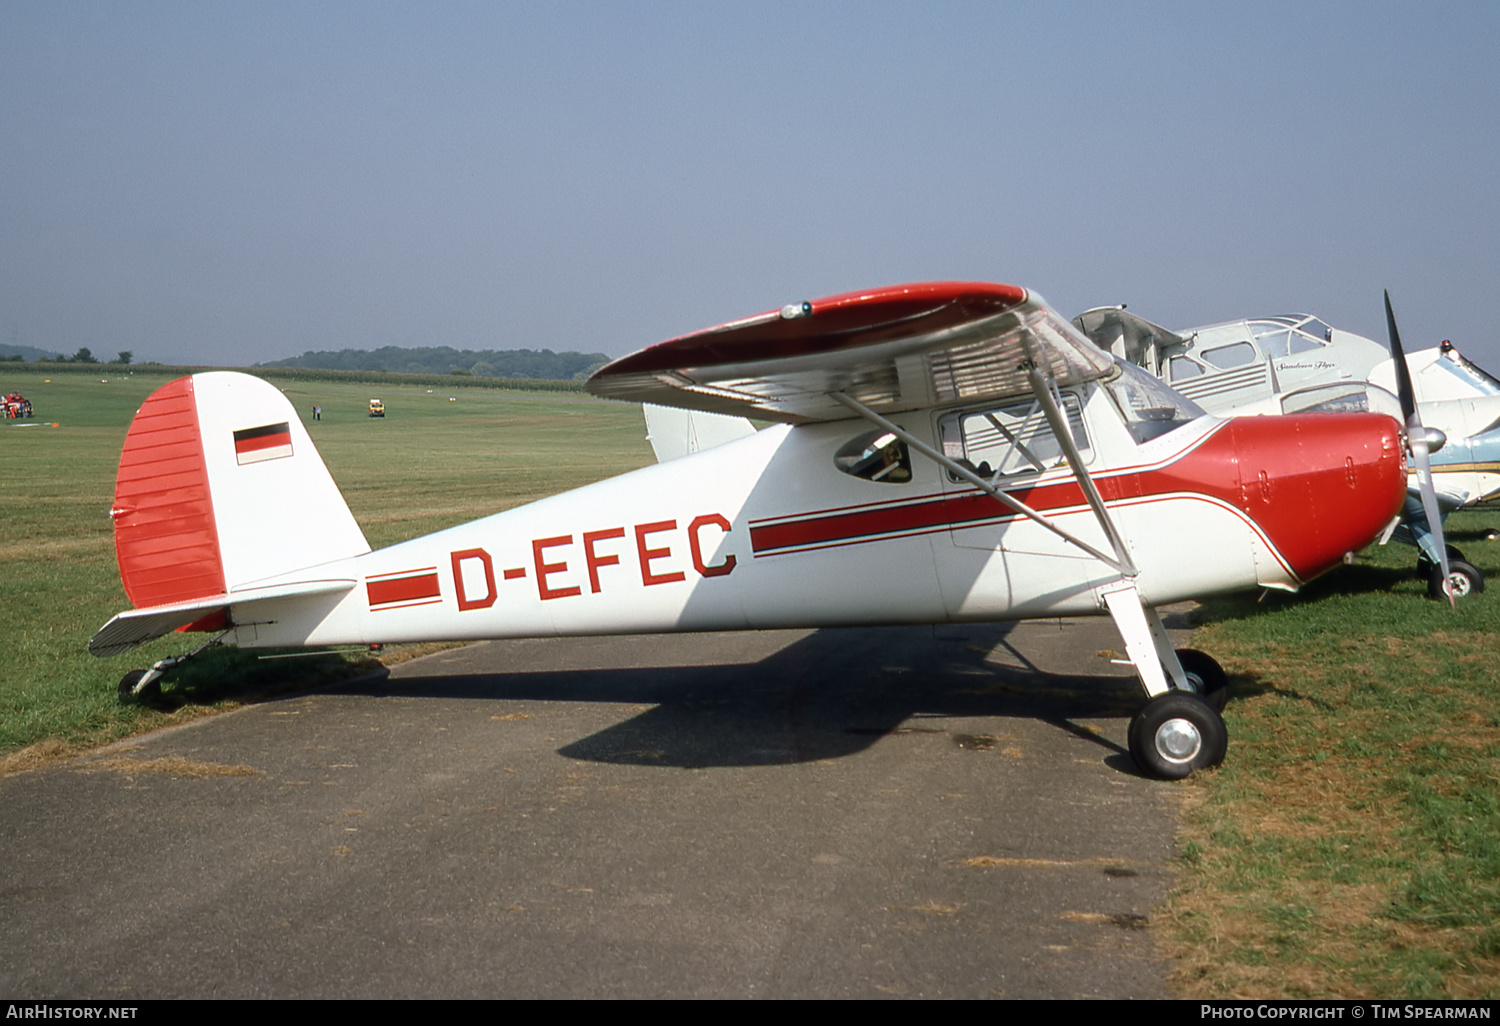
[[1224, 412, 1407, 585]]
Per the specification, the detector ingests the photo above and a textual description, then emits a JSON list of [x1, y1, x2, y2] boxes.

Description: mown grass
[[0, 366, 653, 767], [1165, 514, 1500, 998]]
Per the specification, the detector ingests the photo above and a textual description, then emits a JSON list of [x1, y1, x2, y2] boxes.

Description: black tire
[[1427, 559, 1485, 600], [117, 670, 160, 702], [1128, 692, 1228, 780], [1174, 648, 1229, 712]]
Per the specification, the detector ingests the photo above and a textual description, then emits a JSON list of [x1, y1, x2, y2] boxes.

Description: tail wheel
[[1128, 692, 1227, 780], [1174, 648, 1229, 712], [117, 670, 160, 703]]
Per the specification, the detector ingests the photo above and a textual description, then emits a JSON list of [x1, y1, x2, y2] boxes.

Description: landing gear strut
[[117, 631, 229, 702], [1103, 584, 1230, 779]]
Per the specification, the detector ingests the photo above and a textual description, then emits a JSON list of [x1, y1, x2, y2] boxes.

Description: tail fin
[[111, 372, 369, 608]]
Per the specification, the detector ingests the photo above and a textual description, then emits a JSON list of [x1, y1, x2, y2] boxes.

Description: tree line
[[257, 345, 610, 381], [0, 347, 131, 364]]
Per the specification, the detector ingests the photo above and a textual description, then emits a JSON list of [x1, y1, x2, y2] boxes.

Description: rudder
[[112, 372, 370, 609]]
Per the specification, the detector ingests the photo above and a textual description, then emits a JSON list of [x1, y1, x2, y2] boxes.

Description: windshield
[[1249, 315, 1331, 358], [1105, 360, 1206, 443]]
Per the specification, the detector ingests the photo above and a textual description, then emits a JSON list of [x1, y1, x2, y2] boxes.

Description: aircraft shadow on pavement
[[331, 624, 1144, 771]]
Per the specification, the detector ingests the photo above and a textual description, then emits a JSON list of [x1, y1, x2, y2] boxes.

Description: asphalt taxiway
[[1, 616, 1191, 998]]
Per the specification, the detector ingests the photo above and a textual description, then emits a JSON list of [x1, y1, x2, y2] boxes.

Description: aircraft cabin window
[[1281, 383, 1391, 416], [1255, 329, 1294, 358], [1168, 356, 1205, 380], [937, 394, 1089, 482], [834, 430, 913, 484], [1201, 341, 1258, 369], [1256, 326, 1326, 358], [1287, 331, 1325, 355]]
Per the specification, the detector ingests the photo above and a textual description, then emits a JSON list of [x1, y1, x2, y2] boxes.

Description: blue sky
[[3, 1, 1497, 367]]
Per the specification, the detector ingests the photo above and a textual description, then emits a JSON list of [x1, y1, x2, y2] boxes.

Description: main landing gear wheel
[[1174, 648, 1229, 712], [1416, 544, 1469, 580], [117, 669, 160, 703], [1427, 559, 1485, 601], [1128, 692, 1227, 780]]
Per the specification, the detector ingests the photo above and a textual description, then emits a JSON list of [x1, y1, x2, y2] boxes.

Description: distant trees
[[258, 345, 611, 381], [1, 346, 135, 364]]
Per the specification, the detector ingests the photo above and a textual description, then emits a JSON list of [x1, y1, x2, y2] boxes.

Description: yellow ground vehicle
[[368, 398, 385, 418]]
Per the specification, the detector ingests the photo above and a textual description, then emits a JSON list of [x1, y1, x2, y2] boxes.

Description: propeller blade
[[1385, 289, 1418, 423], [1385, 290, 1455, 604], [1410, 431, 1455, 607]]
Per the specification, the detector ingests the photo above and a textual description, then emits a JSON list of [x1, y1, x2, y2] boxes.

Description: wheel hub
[[1155, 717, 1202, 763]]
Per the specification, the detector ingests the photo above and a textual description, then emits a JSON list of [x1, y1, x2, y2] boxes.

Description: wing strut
[[828, 391, 1136, 577], [1013, 341, 1191, 692], [831, 382, 1190, 699], [1019, 341, 1140, 578]]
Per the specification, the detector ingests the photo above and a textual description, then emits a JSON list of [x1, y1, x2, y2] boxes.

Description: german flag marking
[[233, 422, 293, 465]]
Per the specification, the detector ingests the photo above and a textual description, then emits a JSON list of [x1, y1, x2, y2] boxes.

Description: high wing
[[587, 282, 1118, 423], [1073, 306, 1186, 372]]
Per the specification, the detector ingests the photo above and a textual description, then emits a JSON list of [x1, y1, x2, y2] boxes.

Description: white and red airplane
[[1076, 298, 1500, 600], [91, 282, 1408, 779]]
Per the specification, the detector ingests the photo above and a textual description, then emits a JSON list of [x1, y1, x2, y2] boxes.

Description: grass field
[[1168, 516, 1500, 998], [0, 366, 654, 765], [3, 365, 1497, 997]]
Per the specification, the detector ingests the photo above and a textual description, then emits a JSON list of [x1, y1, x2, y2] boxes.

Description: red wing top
[[587, 282, 1119, 423]]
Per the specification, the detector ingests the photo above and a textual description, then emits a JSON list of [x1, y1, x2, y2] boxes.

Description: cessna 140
[[1076, 297, 1500, 601], [91, 282, 1409, 779]]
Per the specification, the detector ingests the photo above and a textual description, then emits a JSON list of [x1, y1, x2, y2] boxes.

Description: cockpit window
[[1252, 315, 1330, 357], [937, 393, 1090, 481], [1105, 360, 1206, 443], [1297, 316, 1333, 341]]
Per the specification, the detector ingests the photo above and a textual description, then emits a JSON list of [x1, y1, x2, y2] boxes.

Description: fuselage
[[232, 379, 1407, 650]]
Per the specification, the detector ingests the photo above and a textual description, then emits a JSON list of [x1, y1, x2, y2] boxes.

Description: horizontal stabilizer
[[89, 579, 355, 657]]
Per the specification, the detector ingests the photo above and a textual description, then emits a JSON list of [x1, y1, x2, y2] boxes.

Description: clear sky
[[3, 1, 1497, 367]]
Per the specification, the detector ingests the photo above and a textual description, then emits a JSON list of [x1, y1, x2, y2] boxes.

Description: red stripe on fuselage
[[366, 572, 441, 608], [750, 414, 1405, 584]]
